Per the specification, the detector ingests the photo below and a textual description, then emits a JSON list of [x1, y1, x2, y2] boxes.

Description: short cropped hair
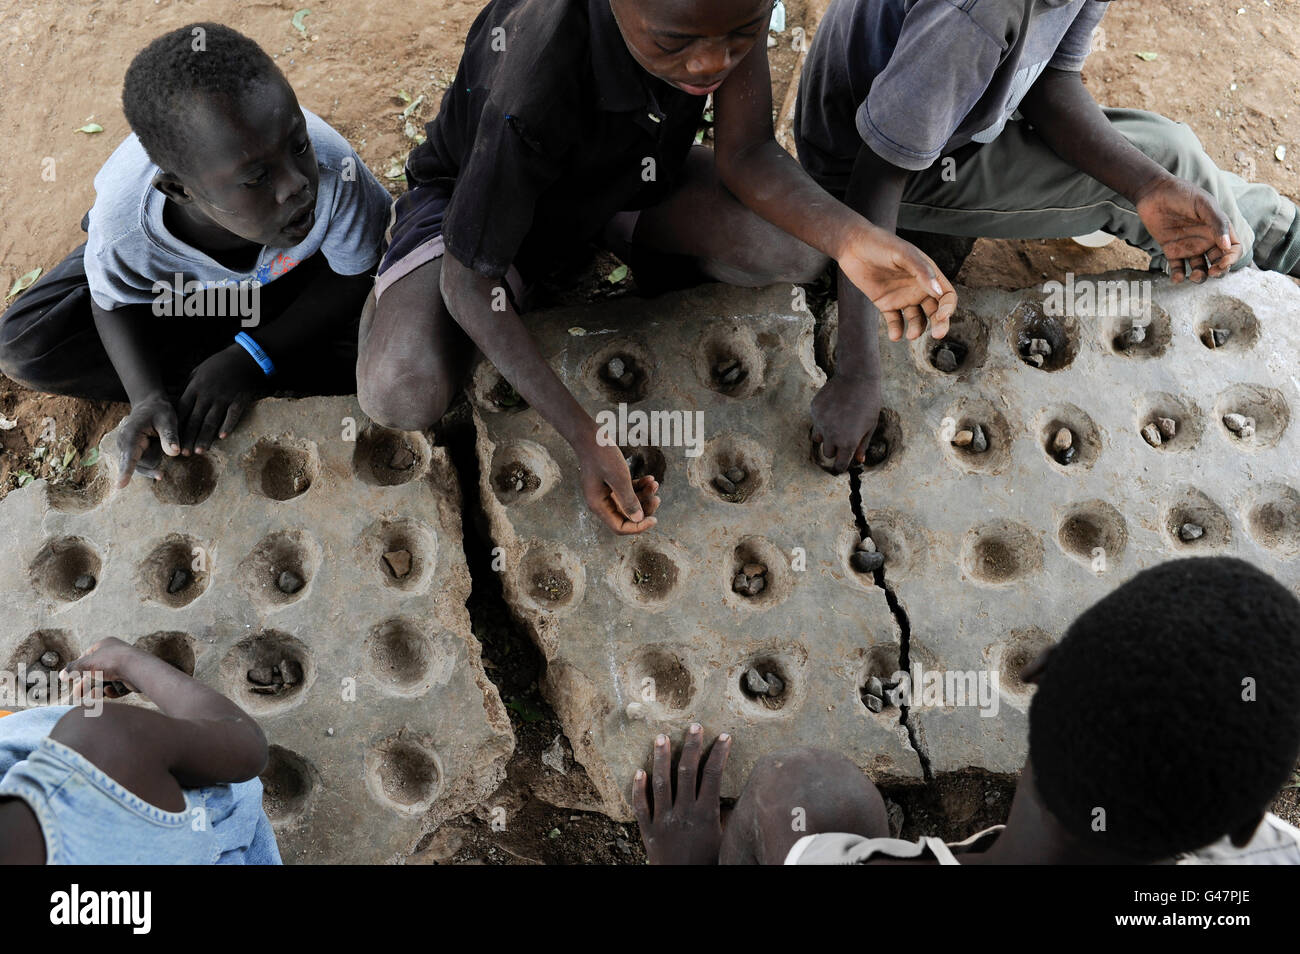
[[1030, 556, 1300, 861], [122, 22, 285, 173]]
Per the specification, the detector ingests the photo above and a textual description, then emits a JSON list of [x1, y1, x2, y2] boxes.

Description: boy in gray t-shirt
[[794, 0, 1300, 470], [0, 23, 391, 485]]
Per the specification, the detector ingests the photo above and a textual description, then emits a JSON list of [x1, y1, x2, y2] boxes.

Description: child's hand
[[811, 373, 882, 473], [577, 441, 660, 535], [177, 346, 267, 455], [838, 227, 958, 342], [115, 390, 181, 487], [1133, 177, 1242, 283], [60, 636, 140, 699], [633, 725, 732, 865]]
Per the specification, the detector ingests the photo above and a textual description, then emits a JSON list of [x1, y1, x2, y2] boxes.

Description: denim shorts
[[0, 706, 281, 865]]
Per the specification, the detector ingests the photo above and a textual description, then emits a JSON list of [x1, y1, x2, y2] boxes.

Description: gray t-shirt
[[84, 109, 392, 311], [796, 0, 1110, 192]]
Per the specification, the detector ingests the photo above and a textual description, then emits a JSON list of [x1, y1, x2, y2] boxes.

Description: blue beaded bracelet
[[234, 332, 275, 376]]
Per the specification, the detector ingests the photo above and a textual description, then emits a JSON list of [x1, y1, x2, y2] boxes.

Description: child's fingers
[[697, 733, 732, 807], [219, 400, 247, 440], [194, 403, 226, 453], [897, 244, 949, 301], [903, 305, 926, 341], [882, 310, 905, 342], [115, 429, 147, 488], [606, 470, 645, 524], [632, 769, 652, 829], [651, 734, 672, 818], [677, 724, 704, 805], [179, 400, 210, 454], [154, 406, 181, 457]]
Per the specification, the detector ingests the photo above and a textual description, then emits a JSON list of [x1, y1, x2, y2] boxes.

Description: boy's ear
[[151, 171, 193, 205], [1019, 646, 1053, 685]]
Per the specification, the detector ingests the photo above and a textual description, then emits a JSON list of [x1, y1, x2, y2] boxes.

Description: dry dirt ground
[[1, 0, 1297, 861]]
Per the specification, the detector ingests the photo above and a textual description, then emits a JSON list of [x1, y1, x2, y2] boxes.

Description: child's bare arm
[[1019, 68, 1241, 282], [712, 30, 955, 331], [175, 254, 370, 455], [439, 255, 659, 534], [59, 637, 268, 788], [92, 301, 182, 485]]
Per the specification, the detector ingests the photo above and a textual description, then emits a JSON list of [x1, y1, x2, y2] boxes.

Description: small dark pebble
[[725, 467, 746, 485], [73, 573, 96, 592], [39, 650, 61, 670], [744, 667, 770, 695], [277, 570, 305, 594], [764, 672, 785, 698], [850, 550, 885, 573], [167, 567, 190, 594], [864, 693, 883, 713], [864, 438, 889, 466], [713, 474, 737, 495], [247, 667, 276, 687]]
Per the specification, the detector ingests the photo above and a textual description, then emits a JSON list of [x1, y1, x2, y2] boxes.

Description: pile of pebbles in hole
[[1141, 417, 1178, 448], [1017, 333, 1053, 368], [741, 665, 785, 705], [1222, 412, 1256, 441], [1201, 327, 1233, 349], [850, 535, 885, 574], [952, 424, 990, 455], [1048, 426, 1077, 465], [1113, 321, 1148, 351], [861, 674, 906, 713], [246, 658, 304, 696], [930, 340, 968, 373], [712, 465, 749, 498], [600, 357, 637, 391], [731, 562, 768, 597], [713, 357, 747, 390]]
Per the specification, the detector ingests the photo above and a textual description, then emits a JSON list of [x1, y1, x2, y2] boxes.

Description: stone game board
[[474, 270, 1299, 817], [472, 283, 923, 819], [856, 267, 1300, 775], [0, 397, 513, 864]]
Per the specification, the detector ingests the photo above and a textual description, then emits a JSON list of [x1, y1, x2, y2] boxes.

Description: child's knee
[[357, 361, 454, 431]]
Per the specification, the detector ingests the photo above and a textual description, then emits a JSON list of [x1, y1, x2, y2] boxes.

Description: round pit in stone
[[518, 542, 584, 612], [1195, 296, 1260, 352], [46, 460, 111, 513], [1213, 384, 1289, 449], [365, 735, 442, 813], [1133, 392, 1204, 453], [1038, 405, 1102, 471], [995, 627, 1054, 697], [260, 745, 316, 824], [359, 518, 437, 592], [469, 361, 529, 414], [1104, 303, 1172, 358], [694, 323, 765, 398], [150, 454, 218, 506], [489, 440, 559, 505], [691, 434, 771, 504], [859, 408, 904, 475], [220, 630, 313, 714], [942, 397, 1012, 475], [240, 530, 320, 608], [1010, 299, 1078, 371], [28, 536, 102, 603], [962, 521, 1043, 585], [138, 534, 209, 608], [1056, 501, 1128, 569], [1163, 488, 1231, 550], [587, 340, 655, 404], [1246, 484, 1300, 556], [620, 544, 683, 607], [242, 438, 319, 501], [6, 630, 78, 697], [624, 648, 695, 711], [133, 631, 197, 676], [364, 618, 437, 694], [352, 426, 430, 487], [917, 308, 989, 376]]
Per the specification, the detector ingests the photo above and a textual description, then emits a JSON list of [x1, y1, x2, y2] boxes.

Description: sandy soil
[[1, 0, 1297, 854]]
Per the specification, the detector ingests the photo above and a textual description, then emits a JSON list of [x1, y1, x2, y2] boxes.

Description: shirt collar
[[588, 0, 652, 112]]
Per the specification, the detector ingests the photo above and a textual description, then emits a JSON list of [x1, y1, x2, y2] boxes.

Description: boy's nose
[[275, 165, 311, 206], [686, 41, 731, 80]]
